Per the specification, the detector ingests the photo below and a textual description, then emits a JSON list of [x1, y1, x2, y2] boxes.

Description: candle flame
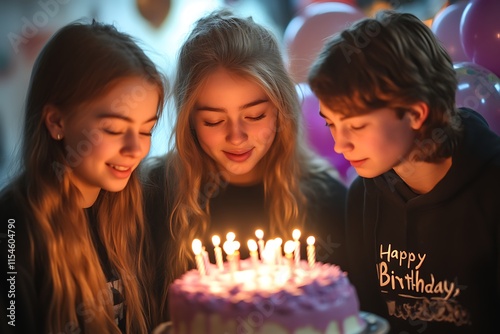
[[284, 240, 296, 254], [274, 237, 282, 246], [226, 232, 235, 242], [223, 240, 235, 255], [307, 236, 315, 246], [292, 229, 301, 240], [255, 229, 264, 239], [233, 240, 241, 251], [247, 239, 258, 252], [265, 239, 275, 250], [192, 239, 202, 255], [212, 235, 221, 247]]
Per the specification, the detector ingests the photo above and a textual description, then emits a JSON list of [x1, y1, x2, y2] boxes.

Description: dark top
[[141, 157, 348, 322], [0, 184, 126, 333], [345, 108, 500, 333]]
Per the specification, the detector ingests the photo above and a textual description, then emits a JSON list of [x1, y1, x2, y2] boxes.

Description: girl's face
[[60, 76, 159, 204], [192, 67, 278, 185], [319, 103, 417, 178]]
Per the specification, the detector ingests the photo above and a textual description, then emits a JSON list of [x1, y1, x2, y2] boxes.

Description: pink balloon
[[296, 0, 358, 14], [454, 62, 500, 135], [460, 0, 500, 77], [296, 83, 352, 182], [284, 2, 365, 83], [431, 1, 470, 63]]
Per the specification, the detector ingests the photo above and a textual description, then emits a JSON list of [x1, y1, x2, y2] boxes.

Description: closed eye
[[247, 113, 266, 121], [204, 120, 223, 127], [351, 124, 366, 130], [104, 129, 122, 135]]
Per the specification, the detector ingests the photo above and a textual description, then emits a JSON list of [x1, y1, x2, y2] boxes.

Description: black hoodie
[[346, 108, 500, 333]]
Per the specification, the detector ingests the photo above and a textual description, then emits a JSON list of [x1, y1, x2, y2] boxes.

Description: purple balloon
[[431, 1, 470, 63], [454, 62, 500, 135], [460, 0, 500, 77], [296, 83, 352, 182], [284, 2, 365, 83]]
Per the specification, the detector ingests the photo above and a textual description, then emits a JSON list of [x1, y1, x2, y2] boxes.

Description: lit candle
[[192, 239, 206, 276], [202, 246, 211, 274], [284, 240, 296, 277], [248, 239, 259, 278], [223, 239, 237, 279], [306, 236, 316, 268], [255, 229, 265, 260], [247, 239, 259, 265], [263, 239, 276, 265], [274, 237, 283, 265], [292, 229, 301, 266], [233, 240, 241, 270], [212, 235, 224, 271]]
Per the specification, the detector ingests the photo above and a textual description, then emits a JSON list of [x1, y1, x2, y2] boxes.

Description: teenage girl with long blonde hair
[[142, 9, 347, 324]]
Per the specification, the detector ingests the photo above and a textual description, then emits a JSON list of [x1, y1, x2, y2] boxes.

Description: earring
[[56, 134, 62, 140]]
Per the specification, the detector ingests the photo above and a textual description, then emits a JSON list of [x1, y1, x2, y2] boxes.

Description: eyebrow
[[195, 98, 270, 112], [96, 112, 158, 124]]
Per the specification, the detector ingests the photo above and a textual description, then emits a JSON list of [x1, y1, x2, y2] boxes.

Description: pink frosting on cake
[[169, 259, 365, 334]]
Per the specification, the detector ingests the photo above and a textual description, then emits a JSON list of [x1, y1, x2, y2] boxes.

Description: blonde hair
[[14, 20, 166, 333], [158, 8, 335, 316]]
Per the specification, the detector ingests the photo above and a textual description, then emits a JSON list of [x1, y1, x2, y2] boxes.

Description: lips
[[107, 164, 132, 172], [223, 149, 253, 163], [348, 159, 367, 168], [106, 163, 135, 179], [107, 163, 131, 171]]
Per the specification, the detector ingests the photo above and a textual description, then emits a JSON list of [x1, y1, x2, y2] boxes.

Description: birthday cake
[[168, 258, 366, 334]]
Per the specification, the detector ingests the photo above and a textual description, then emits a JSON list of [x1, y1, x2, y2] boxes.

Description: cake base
[[152, 313, 390, 334]]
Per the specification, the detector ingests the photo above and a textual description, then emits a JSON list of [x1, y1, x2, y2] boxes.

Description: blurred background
[[1, 0, 498, 188]]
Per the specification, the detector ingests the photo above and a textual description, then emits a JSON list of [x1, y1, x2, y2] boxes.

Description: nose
[[226, 120, 247, 145], [121, 130, 146, 158], [332, 127, 352, 154]]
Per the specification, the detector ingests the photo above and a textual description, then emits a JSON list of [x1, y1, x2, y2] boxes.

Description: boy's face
[[319, 102, 417, 178]]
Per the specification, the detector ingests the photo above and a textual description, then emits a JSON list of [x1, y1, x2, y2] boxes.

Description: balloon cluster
[[431, 0, 500, 134], [432, 0, 500, 78]]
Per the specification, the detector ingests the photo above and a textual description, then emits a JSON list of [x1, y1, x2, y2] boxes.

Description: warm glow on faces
[[61, 76, 159, 205], [319, 102, 416, 178], [192, 67, 278, 185]]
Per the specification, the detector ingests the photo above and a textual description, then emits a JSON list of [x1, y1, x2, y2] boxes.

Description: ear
[[407, 102, 429, 130], [43, 104, 65, 140]]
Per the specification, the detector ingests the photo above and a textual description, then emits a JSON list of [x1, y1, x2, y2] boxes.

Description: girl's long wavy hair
[[12, 20, 166, 333], [158, 8, 335, 314]]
